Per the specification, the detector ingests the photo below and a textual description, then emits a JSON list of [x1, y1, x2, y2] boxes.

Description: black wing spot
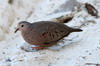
[[56, 34, 59, 37], [60, 31, 64, 32], [55, 31, 58, 33], [42, 32, 49, 36], [52, 34, 55, 38], [42, 32, 46, 36], [49, 33, 52, 36], [42, 33, 46, 36]]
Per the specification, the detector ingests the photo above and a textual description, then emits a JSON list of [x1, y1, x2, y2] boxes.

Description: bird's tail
[[70, 28, 83, 32]]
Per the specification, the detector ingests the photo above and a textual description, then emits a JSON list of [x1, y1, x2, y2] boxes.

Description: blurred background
[[0, 0, 100, 66]]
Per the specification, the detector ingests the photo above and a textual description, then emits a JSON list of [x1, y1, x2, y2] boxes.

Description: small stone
[[6, 58, 11, 62]]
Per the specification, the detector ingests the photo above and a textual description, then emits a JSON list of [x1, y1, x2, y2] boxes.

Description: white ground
[[0, 0, 100, 66]]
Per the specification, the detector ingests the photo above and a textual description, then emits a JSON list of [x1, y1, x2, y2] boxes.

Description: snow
[[0, 0, 100, 66]]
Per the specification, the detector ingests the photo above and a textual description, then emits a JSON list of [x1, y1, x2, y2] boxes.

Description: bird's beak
[[14, 28, 19, 33]]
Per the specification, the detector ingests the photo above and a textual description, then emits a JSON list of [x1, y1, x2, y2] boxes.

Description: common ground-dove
[[15, 21, 82, 50]]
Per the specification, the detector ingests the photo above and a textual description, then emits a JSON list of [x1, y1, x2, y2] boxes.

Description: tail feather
[[70, 28, 83, 32]]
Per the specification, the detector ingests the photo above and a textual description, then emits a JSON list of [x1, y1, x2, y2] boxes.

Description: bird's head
[[15, 21, 31, 33]]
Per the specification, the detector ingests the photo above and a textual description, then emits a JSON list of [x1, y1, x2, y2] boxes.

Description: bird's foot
[[32, 47, 44, 50]]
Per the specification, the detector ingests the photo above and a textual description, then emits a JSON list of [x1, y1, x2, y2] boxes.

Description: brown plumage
[[15, 21, 82, 49], [85, 3, 98, 17]]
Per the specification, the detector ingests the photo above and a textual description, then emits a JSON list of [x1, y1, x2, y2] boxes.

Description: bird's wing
[[33, 22, 70, 44]]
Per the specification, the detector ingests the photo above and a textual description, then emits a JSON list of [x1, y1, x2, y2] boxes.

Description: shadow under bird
[[15, 21, 83, 50]]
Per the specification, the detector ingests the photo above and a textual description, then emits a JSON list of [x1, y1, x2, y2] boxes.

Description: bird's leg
[[32, 47, 44, 50]]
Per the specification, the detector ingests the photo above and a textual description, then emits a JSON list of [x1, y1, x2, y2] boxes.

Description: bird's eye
[[21, 25, 24, 27]]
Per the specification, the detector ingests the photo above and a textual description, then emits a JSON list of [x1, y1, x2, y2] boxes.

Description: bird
[[85, 3, 98, 17], [15, 21, 83, 50]]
